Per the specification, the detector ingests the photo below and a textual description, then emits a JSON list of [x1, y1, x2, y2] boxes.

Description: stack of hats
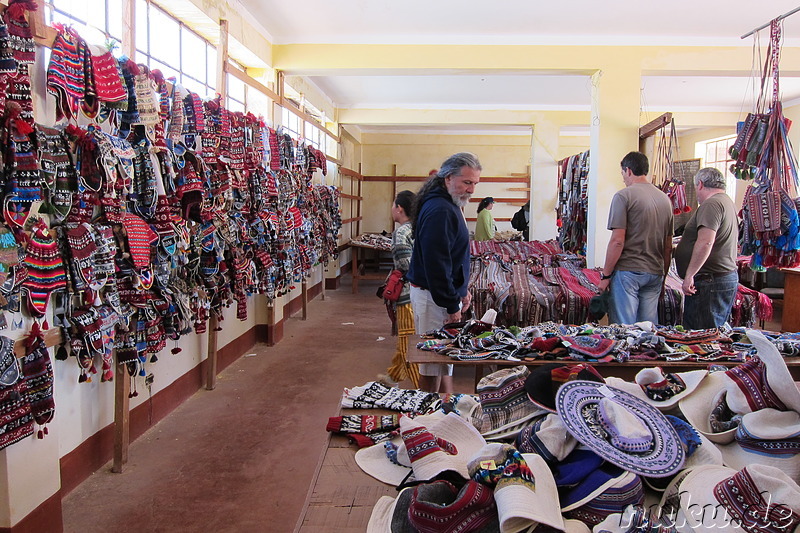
[[363, 329, 800, 532]]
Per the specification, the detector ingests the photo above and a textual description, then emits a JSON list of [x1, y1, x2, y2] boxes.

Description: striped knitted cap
[[22, 221, 67, 317], [409, 480, 499, 533], [46, 26, 87, 121], [121, 212, 157, 270]]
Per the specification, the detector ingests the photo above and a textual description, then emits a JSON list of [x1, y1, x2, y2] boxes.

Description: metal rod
[[741, 5, 800, 39]]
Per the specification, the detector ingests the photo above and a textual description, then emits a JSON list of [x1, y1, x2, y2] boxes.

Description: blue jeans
[[683, 270, 738, 330], [608, 270, 664, 325]]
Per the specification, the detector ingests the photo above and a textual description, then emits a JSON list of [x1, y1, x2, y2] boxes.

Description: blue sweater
[[406, 186, 470, 314]]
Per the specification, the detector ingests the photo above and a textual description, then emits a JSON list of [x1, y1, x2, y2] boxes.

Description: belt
[[409, 283, 427, 290], [694, 271, 737, 282]]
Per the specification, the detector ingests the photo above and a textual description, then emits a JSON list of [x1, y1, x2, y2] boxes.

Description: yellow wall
[[360, 133, 532, 234]]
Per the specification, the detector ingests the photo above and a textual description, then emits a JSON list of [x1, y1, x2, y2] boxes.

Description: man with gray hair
[[674, 167, 739, 329], [406, 152, 481, 393]]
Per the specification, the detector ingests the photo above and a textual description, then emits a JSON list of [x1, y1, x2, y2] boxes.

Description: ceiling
[[235, 0, 800, 135]]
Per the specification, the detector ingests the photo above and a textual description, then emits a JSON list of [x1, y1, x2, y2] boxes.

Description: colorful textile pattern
[[561, 335, 617, 359], [565, 473, 645, 527], [402, 425, 451, 464], [341, 381, 440, 414], [472, 365, 538, 434], [22, 222, 67, 317], [46, 25, 88, 121], [714, 468, 800, 533], [22, 325, 55, 427], [0, 378, 33, 450], [470, 444, 536, 491], [725, 357, 786, 412], [326, 414, 400, 448], [409, 480, 498, 533]]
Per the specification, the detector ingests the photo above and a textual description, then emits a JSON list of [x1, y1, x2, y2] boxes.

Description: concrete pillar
[[586, 68, 642, 268]]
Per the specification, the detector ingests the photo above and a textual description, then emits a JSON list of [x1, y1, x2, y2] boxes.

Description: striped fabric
[[46, 26, 87, 120], [22, 222, 67, 317], [386, 303, 420, 388]]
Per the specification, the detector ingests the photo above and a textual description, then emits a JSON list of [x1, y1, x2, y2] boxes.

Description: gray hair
[[438, 152, 482, 179], [694, 167, 727, 190]]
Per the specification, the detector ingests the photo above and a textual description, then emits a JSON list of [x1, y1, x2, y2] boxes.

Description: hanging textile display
[[0, 16, 342, 449], [734, 19, 800, 269], [467, 241, 768, 328], [556, 150, 589, 254], [652, 121, 691, 218]]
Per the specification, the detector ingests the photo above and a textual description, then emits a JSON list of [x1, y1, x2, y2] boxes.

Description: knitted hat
[[22, 322, 56, 435], [367, 482, 500, 533], [399, 413, 487, 482], [0, 334, 19, 387], [120, 212, 157, 271], [556, 380, 685, 477], [0, 20, 17, 73], [22, 221, 67, 317], [134, 67, 160, 125], [88, 44, 127, 103], [4, 0, 36, 66], [524, 362, 605, 412], [724, 329, 800, 415], [46, 26, 88, 122], [470, 365, 542, 435], [605, 368, 708, 411], [468, 443, 565, 532]]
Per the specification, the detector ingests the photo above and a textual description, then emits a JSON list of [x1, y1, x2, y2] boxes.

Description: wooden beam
[[508, 187, 530, 192], [121, 0, 135, 58], [363, 175, 530, 183], [326, 156, 342, 166], [206, 315, 218, 390], [12, 327, 63, 358], [279, 96, 340, 143], [639, 112, 673, 140], [338, 167, 363, 179], [339, 193, 362, 200], [112, 361, 130, 473], [301, 281, 308, 320], [341, 216, 363, 224], [225, 63, 279, 101], [216, 19, 229, 102], [468, 197, 528, 203], [466, 217, 513, 222]]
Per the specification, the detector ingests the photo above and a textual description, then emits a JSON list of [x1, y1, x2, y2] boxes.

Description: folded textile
[[341, 381, 440, 414]]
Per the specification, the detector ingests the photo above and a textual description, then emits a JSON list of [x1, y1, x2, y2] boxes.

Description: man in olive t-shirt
[[599, 152, 674, 325], [674, 167, 738, 329]]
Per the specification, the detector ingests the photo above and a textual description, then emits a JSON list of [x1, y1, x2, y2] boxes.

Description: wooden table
[[350, 241, 391, 294], [407, 348, 800, 389], [782, 268, 800, 332], [294, 410, 395, 532]]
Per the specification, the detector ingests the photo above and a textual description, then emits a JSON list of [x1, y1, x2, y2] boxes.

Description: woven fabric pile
[[351, 232, 393, 251], [0, 15, 341, 413], [557, 150, 590, 255], [468, 241, 771, 329], [415, 318, 800, 364], [357, 329, 800, 532]]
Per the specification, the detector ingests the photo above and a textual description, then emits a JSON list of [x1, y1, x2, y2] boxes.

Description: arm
[[598, 228, 626, 292], [681, 227, 716, 295]]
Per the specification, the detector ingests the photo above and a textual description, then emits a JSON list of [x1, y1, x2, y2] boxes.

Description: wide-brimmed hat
[[468, 443, 564, 532], [678, 370, 738, 444], [605, 368, 707, 411], [665, 464, 800, 532], [470, 366, 543, 435], [556, 380, 685, 477], [355, 411, 484, 485], [399, 413, 488, 482], [524, 363, 605, 413], [514, 412, 577, 464], [717, 408, 800, 481], [366, 481, 500, 533], [724, 329, 800, 415]]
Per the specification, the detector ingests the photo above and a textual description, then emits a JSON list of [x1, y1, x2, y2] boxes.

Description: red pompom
[[171, 347, 182, 355], [37, 430, 43, 439]]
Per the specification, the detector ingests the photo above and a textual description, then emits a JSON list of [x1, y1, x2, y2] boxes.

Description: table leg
[[352, 248, 359, 294]]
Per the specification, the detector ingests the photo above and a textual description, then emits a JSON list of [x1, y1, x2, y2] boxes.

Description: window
[[135, 0, 219, 100], [46, 0, 123, 47], [696, 134, 737, 199], [281, 107, 302, 140]]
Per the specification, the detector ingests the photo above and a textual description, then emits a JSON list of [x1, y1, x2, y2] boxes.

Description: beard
[[448, 190, 471, 208]]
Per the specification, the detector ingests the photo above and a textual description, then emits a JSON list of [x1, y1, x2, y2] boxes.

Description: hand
[[461, 292, 472, 312], [682, 276, 696, 296], [598, 278, 610, 292], [447, 311, 462, 324]]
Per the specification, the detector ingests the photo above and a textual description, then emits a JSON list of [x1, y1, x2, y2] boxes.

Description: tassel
[[150, 354, 158, 363], [78, 371, 87, 383], [171, 346, 182, 355], [43, 426, 48, 435], [42, 319, 49, 330], [55, 345, 68, 360], [37, 429, 43, 439]]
